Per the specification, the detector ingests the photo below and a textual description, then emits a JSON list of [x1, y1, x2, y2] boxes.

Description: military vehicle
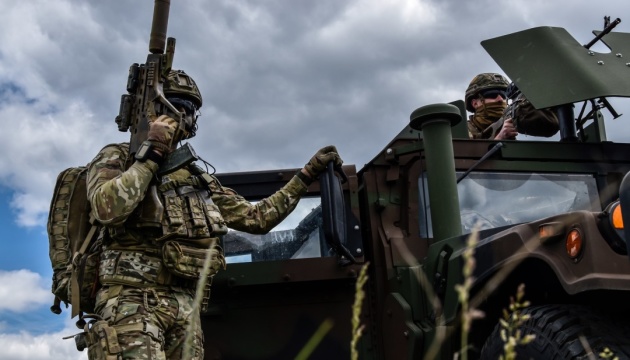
[[201, 19, 630, 360]]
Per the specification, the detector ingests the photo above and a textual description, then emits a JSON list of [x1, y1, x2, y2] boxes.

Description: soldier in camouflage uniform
[[86, 69, 342, 359], [465, 73, 517, 140], [465, 73, 559, 140]]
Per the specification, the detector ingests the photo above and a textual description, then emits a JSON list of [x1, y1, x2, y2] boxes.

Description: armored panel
[[482, 27, 630, 109]]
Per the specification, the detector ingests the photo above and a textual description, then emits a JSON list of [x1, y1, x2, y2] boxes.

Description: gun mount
[[482, 21, 629, 142]]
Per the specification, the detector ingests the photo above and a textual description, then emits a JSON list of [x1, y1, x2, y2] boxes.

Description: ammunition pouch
[[81, 318, 164, 359], [85, 320, 122, 360], [161, 239, 225, 280], [159, 184, 228, 241], [98, 249, 164, 287]]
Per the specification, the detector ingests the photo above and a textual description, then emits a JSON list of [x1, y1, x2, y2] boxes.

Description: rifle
[[505, 81, 520, 121], [115, 0, 197, 172]]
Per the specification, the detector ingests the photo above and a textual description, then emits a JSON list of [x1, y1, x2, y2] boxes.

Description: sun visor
[[481, 26, 630, 109]]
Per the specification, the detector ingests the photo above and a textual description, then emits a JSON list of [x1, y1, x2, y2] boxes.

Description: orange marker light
[[538, 222, 564, 243], [539, 225, 553, 239], [612, 203, 624, 230], [565, 228, 583, 259]]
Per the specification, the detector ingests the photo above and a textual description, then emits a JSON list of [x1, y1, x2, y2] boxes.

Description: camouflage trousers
[[91, 285, 204, 360]]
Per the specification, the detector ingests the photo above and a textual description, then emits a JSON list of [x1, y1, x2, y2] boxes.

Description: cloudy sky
[[0, 0, 628, 358]]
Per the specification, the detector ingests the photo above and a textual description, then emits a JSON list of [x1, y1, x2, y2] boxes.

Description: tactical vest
[[99, 166, 227, 288]]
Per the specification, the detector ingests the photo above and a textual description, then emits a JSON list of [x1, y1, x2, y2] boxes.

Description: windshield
[[223, 197, 323, 263], [419, 172, 601, 237]]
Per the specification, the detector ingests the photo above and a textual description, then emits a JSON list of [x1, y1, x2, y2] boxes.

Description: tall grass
[[454, 230, 485, 360], [183, 245, 216, 360], [499, 284, 535, 360], [351, 262, 370, 360], [295, 318, 335, 360]]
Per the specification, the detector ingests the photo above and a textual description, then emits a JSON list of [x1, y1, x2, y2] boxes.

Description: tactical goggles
[[479, 89, 507, 100], [167, 97, 198, 116]]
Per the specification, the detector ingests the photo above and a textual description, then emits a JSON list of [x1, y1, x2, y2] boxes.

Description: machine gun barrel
[[584, 17, 621, 49]]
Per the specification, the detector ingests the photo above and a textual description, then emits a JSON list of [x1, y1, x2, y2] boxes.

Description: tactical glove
[[303, 145, 343, 179], [495, 118, 517, 140], [147, 115, 178, 150]]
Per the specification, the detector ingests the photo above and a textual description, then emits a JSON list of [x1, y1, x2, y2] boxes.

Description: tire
[[479, 304, 630, 360]]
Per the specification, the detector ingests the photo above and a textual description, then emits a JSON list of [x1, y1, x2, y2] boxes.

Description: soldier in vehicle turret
[[465, 72, 517, 140], [465, 73, 559, 140]]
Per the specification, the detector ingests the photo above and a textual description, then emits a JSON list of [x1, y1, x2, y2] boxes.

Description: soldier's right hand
[[495, 118, 517, 140], [147, 115, 178, 148]]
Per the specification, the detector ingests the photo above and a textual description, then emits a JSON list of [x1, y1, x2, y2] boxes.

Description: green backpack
[[48, 144, 127, 320], [47, 165, 100, 319]]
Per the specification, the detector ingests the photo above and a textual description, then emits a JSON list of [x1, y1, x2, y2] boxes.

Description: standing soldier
[[86, 69, 342, 359]]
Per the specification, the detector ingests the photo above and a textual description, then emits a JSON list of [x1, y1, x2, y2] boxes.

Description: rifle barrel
[[149, 0, 171, 54]]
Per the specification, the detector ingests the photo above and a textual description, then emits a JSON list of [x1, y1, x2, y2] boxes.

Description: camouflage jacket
[[87, 142, 308, 241], [467, 117, 500, 140], [467, 95, 559, 140], [504, 93, 559, 137]]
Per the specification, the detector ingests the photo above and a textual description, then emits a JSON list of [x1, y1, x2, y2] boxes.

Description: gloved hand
[[495, 118, 518, 140], [147, 115, 178, 149], [303, 145, 343, 179]]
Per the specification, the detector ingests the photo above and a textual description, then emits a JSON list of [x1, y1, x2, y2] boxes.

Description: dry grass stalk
[[295, 318, 335, 360], [499, 284, 535, 360], [454, 230, 485, 360], [183, 246, 215, 360], [351, 262, 370, 360]]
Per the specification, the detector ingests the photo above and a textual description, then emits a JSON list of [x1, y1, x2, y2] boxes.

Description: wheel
[[480, 304, 630, 359]]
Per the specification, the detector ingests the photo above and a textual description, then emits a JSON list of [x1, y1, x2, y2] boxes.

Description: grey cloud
[[0, 0, 628, 227]]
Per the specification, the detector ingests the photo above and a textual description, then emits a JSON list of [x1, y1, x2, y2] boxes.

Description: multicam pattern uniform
[[86, 143, 307, 359], [467, 117, 500, 139]]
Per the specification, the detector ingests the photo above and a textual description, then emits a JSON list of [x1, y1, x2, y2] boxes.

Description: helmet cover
[[164, 70, 203, 108], [465, 73, 509, 112]]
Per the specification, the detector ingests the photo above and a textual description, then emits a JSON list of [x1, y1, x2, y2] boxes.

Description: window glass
[[418, 172, 601, 237], [224, 197, 322, 263]]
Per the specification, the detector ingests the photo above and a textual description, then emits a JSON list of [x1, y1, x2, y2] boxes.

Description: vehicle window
[[223, 197, 323, 263], [418, 172, 601, 237]]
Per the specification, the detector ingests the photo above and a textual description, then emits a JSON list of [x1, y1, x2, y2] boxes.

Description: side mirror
[[319, 162, 355, 266]]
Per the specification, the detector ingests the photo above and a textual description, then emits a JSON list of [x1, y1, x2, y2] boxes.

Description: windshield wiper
[[457, 142, 504, 183]]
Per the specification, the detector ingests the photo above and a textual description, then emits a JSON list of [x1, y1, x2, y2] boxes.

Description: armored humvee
[[202, 23, 630, 359]]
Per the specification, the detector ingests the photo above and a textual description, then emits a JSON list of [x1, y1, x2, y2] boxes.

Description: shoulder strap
[[485, 118, 505, 138], [189, 164, 215, 192], [70, 215, 100, 319]]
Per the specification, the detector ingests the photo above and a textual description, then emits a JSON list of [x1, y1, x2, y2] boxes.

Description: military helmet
[[465, 73, 509, 112], [164, 69, 203, 108]]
